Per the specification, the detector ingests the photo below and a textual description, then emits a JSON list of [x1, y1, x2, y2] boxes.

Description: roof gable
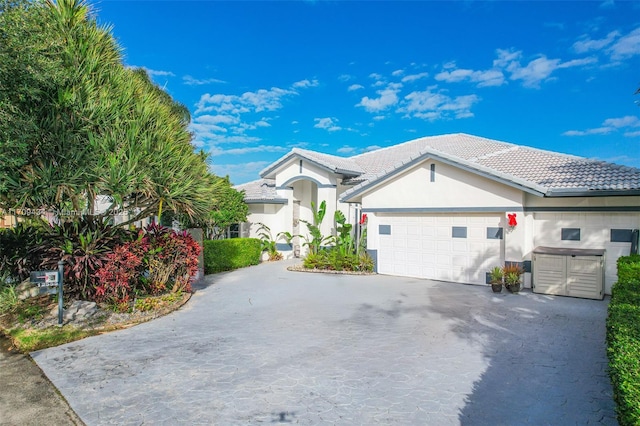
[[260, 148, 363, 179]]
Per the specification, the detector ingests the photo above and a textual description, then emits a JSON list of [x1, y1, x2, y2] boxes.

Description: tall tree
[[0, 0, 221, 224]]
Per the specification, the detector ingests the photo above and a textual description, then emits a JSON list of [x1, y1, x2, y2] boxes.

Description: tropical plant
[[503, 263, 524, 293], [34, 217, 134, 299], [0, 0, 223, 226], [93, 223, 201, 309], [357, 213, 368, 255], [94, 243, 143, 309], [180, 177, 248, 240], [255, 222, 282, 261], [0, 221, 48, 281], [334, 210, 354, 255], [489, 266, 503, 284], [300, 200, 332, 255]]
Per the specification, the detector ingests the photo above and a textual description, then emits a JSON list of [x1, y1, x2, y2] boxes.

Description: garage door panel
[[437, 241, 451, 252], [436, 226, 449, 238], [437, 254, 452, 267], [421, 226, 435, 237], [406, 239, 421, 249], [452, 241, 468, 252]]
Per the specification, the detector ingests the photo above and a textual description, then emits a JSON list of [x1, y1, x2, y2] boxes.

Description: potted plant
[[503, 263, 524, 293], [489, 266, 503, 293]]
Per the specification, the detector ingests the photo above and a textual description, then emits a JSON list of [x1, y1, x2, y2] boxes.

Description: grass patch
[[6, 326, 98, 352], [134, 292, 183, 312]]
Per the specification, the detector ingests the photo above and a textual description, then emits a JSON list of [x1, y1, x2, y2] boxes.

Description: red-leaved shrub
[[94, 243, 143, 308], [93, 224, 201, 309]]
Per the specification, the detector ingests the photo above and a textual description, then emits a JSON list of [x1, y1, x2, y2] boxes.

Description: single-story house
[[236, 133, 640, 298]]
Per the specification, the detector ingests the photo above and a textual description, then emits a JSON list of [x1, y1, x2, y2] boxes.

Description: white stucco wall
[[360, 160, 524, 209]]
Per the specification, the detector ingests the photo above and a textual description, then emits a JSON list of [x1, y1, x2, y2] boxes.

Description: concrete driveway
[[32, 260, 617, 425]]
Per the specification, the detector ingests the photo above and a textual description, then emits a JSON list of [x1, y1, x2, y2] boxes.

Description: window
[[228, 223, 240, 239], [561, 228, 580, 241], [430, 164, 436, 182], [452, 226, 467, 238], [611, 229, 633, 243], [487, 227, 504, 239], [379, 225, 391, 235], [299, 160, 303, 173]]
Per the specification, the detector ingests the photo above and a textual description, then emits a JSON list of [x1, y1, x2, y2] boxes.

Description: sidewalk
[[0, 335, 83, 426]]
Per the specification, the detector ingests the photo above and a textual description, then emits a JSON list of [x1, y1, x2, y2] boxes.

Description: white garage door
[[378, 214, 504, 285]]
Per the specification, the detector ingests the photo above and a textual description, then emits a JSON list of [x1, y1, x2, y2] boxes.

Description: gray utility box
[[532, 246, 605, 300]]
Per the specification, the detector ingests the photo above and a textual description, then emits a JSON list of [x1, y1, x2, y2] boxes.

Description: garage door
[[378, 214, 504, 285]]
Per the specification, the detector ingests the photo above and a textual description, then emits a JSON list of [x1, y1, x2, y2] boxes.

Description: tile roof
[[342, 133, 640, 199], [235, 179, 286, 203], [245, 133, 640, 203]]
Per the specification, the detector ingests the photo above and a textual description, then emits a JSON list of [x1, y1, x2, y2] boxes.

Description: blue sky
[[94, 0, 640, 185]]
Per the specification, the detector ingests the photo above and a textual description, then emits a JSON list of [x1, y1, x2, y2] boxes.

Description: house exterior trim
[[277, 175, 337, 190], [362, 207, 524, 214], [245, 199, 288, 205], [524, 206, 640, 212]]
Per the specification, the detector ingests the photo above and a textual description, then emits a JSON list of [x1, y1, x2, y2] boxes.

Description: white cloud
[[192, 79, 320, 153], [337, 146, 356, 154], [563, 115, 640, 136], [392, 69, 404, 77], [195, 114, 238, 125], [399, 88, 480, 121], [608, 27, 640, 60], [369, 72, 384, 80], [348, 84, 364, 91], [210, 145, 287, 156], [363, 145, 382, 152], [573, 27, 640, 62], [494, 49, 597, 88], [624, 130, 640, 137], [291, 120, 299, 125], [435, 68, 505, 88], [292, 79, 320, 88], [183, 75, 226, 86], [373, 115, 386, 121], [195, 87, 298, 115], [573, 30, 620, 53], [314, 117, 342, 132], [338, 74, 353, 82], [356, 83, 402, 113], [603, 115, 640, 128], [401, 72, 429, 83]]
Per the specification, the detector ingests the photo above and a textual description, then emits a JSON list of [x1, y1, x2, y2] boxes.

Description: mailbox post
[[30, 262, 64, 326], [57, 261, 64, 326]]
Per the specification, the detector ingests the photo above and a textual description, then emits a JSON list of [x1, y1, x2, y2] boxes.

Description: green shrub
[[302, 248, 374, 272], [0, 274, 18, 314], [607, 255, 640, 425], [203, 238, 261, 274]]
